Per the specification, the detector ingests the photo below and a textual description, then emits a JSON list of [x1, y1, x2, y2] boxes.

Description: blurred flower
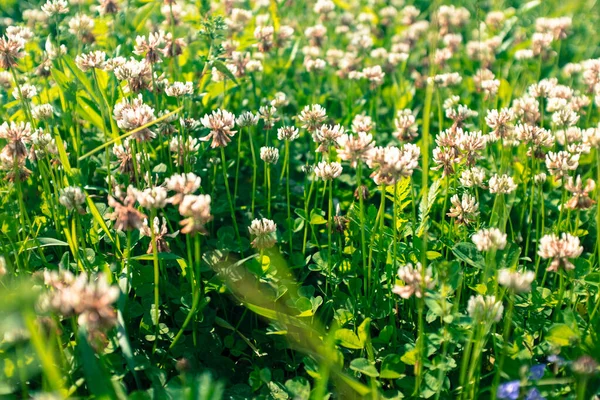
[[564, 176, 595, 210], [178, 194, 212, 235], [489, 174, 517, 194], [107, 186, 147, 231], [529, 364, 546, 380], [498, 269, 535, 293], [468, 295, 503, 323], [497, 380, 520, 400], [41, 0, 69, 17], [59, 186, 86, 214], [392, 263, 433, 299], [472, 228, 507, 251], [165, 173, 201, 205], [571, 355, 598, 376]]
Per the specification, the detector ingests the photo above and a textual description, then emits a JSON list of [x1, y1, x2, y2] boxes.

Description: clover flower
[[447, 194, 479, 225], [165, 81, 193, 97], [140, 217, 170, 254], [107, 186, 147, 231], [236, 111, 259, 127], [248, 218, 277, 249], [42, 271, 120, 333], [178, 194, 213, 235], [200, 109, 237, 148], [165, 173, 201, 205], [0, 121, 32, 162], [298, 104, 327, 132], [545, 151, 579, 179], [260, 146, 279, 164], [563, 175, 595, 210], [467, 295, 503, 323], [314, 161, 343, 180], [392, 263, 434, 299], [113, 95, 156, 141], [313, 124, 345, 153], [337, 132, 374, 168], [472, 228, 507, 251], [277, 126, 299, 141], [75, 50, 107, 71], [367, 144, 420, 185], [133, 186, 168, 210], [460, 167, 486, 188], [41, 0, 69, 17], [393, 109, 418, 141], [489, 174, 518, 194], [498, 269, 535, 293], [59, 186, 86, 214], [538, 233, 583, 272]]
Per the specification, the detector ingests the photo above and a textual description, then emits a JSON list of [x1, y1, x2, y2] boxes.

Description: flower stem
[[220, 147, 243, 254]]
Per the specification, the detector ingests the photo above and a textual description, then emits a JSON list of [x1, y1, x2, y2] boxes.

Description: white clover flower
[[447, 194, 479, 225], [472, 228, 507, 251], [31, 104, 54, 120], [41, 0, 69, 17], [498, 269, 535, 293], [13, 83, 37, 100], [165, 173, 201, 204], [467, 295, 503, 323], [178, 194, 212, 235], [59, 186, 86, 213], [133, 186, 168, 210], [538, 233, 583, 272], [248, 218, 277, 249], [165, 81, 193, 97], [314, 161, 342, 180], [392, 263, 434, 299], [489, 174, 517, 194], [260, 146, 279, 164], [460, 167, 486, 188], [277, 126, 299, 141]]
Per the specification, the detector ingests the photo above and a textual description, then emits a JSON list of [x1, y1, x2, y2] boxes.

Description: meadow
[[1, 0, 600, 398]]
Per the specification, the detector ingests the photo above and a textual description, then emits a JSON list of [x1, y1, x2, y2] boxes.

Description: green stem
[[220, 147, 243, 254]]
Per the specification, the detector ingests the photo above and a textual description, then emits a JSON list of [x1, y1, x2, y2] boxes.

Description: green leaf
[[452, 243, 485, 269], [349, 358, 379, 377], [86, 197, 114, 243], [380, 354, 405, 379], [133, 2, 158, 32], [310, 210, 327, 225], [401, 348, 418, 365], [335, 328, 363, 349], [77, 327, 118, 398], [285, 377, 310, 400], [212, 60, 239, 85], [357, 318, 371, 346], [546, 324, 579, 347]]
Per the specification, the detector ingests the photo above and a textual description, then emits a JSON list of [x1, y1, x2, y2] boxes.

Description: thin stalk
[[220, 147, 243, 253], [285, 141, 293, 255], [357, 163, 368, 299], [151, 212, 161, 354]]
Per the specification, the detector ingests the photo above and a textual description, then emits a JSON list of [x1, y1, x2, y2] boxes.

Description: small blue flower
[[497, 380, 520, 400], [547, 355, 566, 366], [525, 387, 546, 400], [529, 364, 546, 380]]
